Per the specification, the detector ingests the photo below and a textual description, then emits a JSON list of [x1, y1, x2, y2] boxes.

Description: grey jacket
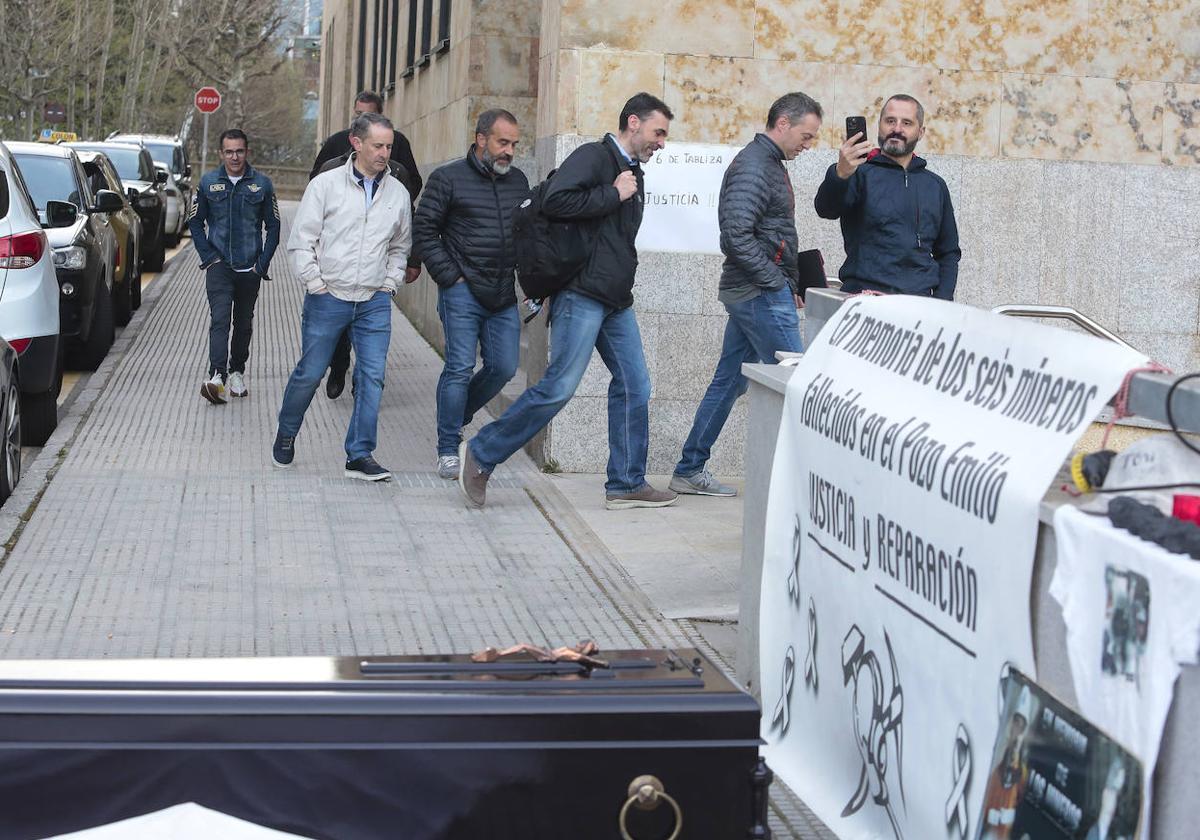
[[717, 133, 800, 304]]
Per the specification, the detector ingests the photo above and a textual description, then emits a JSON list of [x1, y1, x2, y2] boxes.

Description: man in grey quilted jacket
[[671, 91, 822, 497]]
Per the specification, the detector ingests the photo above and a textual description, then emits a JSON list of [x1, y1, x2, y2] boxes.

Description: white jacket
[[287, 155, 412, 301]]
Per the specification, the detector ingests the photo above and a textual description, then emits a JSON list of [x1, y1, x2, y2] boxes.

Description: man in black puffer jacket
[[814, 94, 960, 299], [671, 92, 823, 498], [413, 109, 530, 479], [458, 93, 679, 511]]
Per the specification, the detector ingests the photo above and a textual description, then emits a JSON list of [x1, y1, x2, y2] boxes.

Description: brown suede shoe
[[458, 440, 490, 508], [604, 484, 678, 511]]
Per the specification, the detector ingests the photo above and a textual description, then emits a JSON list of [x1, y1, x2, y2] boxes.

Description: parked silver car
[[107, 133, 192, 239]]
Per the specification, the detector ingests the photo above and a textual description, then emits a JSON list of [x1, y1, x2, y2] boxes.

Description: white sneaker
[[437, 455, 460, 480], [200, 373, 227, 405], [228, 371, 248, 397]]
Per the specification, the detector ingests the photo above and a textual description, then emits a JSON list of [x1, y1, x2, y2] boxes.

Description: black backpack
[[511, 168, 590, 301]]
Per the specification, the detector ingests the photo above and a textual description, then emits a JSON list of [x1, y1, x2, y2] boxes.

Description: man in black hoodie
[[459, 93, 677, 511], [814, 94, 960, 299]]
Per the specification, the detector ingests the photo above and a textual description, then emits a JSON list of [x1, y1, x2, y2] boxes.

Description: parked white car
[[154, 163, 187, 246], [0, 142, 61, 447]]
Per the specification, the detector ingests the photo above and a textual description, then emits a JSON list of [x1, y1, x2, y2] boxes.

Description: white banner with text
[[760, 296, 1145, 840], [635, 143, 734, 255]]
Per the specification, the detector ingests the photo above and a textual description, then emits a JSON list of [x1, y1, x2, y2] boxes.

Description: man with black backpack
[[413, 109, 530, 480], [458, 92, 678, 511]]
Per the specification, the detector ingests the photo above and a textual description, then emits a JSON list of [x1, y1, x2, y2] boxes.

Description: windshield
[[12, 154, 82, 211], [74, 145, 145, 182], [143, 143, 176, 171]]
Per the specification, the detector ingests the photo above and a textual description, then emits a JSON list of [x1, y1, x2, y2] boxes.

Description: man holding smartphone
[[670, 91, 823, 498], [815, 94, 960, 300]]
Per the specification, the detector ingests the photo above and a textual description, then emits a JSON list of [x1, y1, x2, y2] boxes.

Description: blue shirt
[[352, 164, 384, 210], [606, 133, 636, 166]]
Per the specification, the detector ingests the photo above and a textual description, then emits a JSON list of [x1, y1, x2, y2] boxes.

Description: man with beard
[[458, 92, 678, 510], [413, 109, 530, 479], [815, 94, 960, 299]]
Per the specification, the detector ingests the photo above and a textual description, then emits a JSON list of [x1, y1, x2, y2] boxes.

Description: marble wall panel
[[1001, 74, 1164, 163], [753, 0, 925, 67], [536, 49, 579, 139], [472, 0, 541, 38], [559, 0, 755, 58], [1164, 83, 1200, 165], [925, 0, 1091, 75], [572, 50, 666, 137], [1088, 0, 1200, 83], [477, 35, 539, 97]]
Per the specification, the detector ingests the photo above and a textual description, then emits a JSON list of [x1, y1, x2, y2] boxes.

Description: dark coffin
[[0, 648, 768, 839]]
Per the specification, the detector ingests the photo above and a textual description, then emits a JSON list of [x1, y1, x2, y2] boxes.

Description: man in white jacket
[[273, 112, 413, 480]]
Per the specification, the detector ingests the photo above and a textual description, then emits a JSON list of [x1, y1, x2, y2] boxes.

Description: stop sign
[[194, 87, 222, 114]]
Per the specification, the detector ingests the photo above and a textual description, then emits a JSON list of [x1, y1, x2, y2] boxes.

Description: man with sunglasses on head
[[189, 128, 280, 404]]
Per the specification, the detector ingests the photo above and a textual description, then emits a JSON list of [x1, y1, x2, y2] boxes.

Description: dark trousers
[[329, 328, 352, 377], [205, 263, 262, 377]]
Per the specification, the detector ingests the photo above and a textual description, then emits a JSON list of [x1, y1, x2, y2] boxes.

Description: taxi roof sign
[[38, 129, 79, 143]]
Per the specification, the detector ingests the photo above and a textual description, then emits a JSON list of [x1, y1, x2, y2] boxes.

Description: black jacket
[[814, 151, 961, 299], [717, 133, 799, 302], [309, 127, 423, 199], [542, 135, 643, 310], [412, 148, 531, 311]]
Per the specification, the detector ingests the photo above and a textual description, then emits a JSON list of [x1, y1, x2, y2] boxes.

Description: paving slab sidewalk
[[0, 203, 831, 838]]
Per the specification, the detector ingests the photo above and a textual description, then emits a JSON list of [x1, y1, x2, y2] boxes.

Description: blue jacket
[[814, 152, 960, 300], [188, 164, 281, 274]]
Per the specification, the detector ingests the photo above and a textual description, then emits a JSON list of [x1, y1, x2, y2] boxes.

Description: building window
[[373, 0, 385, 90], [436, 0, 450, 53], [417, 0, 432, 67], [389, 0, 401, 88], [356, 0, 368, 93], [402, 0, 417, 78]]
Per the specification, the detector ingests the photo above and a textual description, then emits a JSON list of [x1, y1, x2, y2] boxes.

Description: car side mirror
[[45, 200, 78, 228], [184, 164, 192, 178], [92, 189, 123, 214], [126, 187, 139, 201], [155, 169, 168, 184]]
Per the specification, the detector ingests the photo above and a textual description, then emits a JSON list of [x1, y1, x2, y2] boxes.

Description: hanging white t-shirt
[[1051, 504, 1200, 838]]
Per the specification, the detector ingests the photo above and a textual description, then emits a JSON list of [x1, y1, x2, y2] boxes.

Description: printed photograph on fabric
[[974, 670, 1142, 840], [1101, 567, 1150, 686]]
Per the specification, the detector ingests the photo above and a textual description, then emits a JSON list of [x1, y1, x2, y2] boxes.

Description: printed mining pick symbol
[[771, 646, 796, 734], [944, 723, 972, 840]]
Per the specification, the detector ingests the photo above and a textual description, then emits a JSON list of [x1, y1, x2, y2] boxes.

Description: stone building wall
[[322, 0, 1200, 475]]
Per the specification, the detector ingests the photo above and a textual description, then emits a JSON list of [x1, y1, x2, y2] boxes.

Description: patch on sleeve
[[271, 194, 280, 219]]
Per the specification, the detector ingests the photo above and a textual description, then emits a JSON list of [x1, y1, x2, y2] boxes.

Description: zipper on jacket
[[491, 177, 507, 273], [903, 171, 922, 249]]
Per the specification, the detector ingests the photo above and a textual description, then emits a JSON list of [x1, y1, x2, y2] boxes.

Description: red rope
[[1100, 362, 1173, 448]]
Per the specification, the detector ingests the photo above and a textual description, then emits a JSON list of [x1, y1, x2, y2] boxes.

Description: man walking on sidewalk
[[671, 92, 822, 497], [189, 129, 280, 404], [413, 109, 529, 480], [459, 92, 677, 511], [273, 112, 413, 481], [309, 90, 423, 400]]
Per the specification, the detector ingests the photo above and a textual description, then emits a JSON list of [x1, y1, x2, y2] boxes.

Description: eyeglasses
[[221, 149, 247, 157]]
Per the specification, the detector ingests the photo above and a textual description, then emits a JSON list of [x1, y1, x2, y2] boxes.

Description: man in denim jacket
[[188, 128, 281, 404]]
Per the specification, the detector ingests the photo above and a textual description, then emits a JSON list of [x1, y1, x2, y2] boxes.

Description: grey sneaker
[[437, 454, 460, 480], [458, 440, 490, 508], [605, 484, 678, 511], [669, 469, 737, 497]]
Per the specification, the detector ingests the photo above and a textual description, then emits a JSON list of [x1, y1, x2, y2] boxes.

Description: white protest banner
[[759, 296, 1146, 840], [635, 143, 734, 254]]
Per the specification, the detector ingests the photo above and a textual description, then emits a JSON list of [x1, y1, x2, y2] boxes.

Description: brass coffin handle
[[619, 774, 683, 840]]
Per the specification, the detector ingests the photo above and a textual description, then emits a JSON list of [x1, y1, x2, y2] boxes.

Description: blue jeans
[[436, 282, 520, 456], [470, 290, 651, 494], [205, 263, 261, 376], [675, 286, 802, 476], [277, 291, 392, 460]]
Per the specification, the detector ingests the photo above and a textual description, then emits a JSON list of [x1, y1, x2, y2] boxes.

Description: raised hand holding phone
[[836, 115, 872, 179]]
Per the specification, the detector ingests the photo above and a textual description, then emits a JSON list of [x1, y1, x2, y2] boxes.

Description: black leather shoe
[[326, 368, 346, 399], [345, 456, 392, 482]]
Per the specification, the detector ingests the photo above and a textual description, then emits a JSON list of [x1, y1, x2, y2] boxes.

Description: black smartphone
[[845, 116, 867, 142]]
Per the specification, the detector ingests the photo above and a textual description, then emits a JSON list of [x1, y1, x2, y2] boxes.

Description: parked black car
[[76, 150, 143, 322], [8, 142, 121, 371], [0, 337, 19, 505], [68, 142, 166, 272]]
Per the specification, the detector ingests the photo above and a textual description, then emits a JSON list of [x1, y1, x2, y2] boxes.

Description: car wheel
[[165, 230, 181, 248], [74, 279, 115, 371], [18, 381, 56, 449], [113, 263, 133, 327], [131, 259, 143, 310], [1, 375, 21, 503], [145, 221, 166, 272]]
